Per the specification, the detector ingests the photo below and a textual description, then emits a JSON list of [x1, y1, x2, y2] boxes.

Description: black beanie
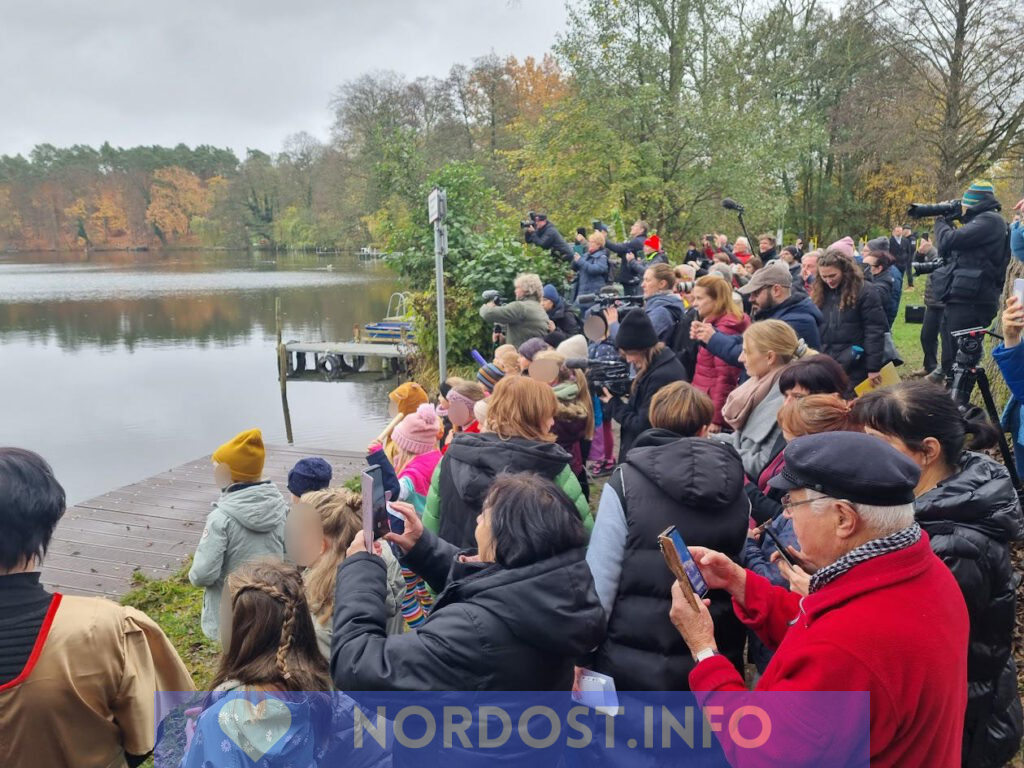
[[615, 310, 658, 350]]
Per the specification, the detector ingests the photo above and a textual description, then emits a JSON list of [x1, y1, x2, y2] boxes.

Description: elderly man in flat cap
[[669, 431, 969, 768]]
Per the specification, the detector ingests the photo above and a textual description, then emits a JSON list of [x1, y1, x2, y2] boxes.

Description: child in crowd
[[586, 314, 620, 475], [181, 560, 332, 768], [438, 377, 486, 452], [535, 350, 595, 500], [366, 403, 445, 627], [287, 488, 406, 657], [493, 343, 521, 375], [379, 382, 429, 462], [286, 456, 332, 503], [189, 429, 288, 642], [476, 362, 505, 393]]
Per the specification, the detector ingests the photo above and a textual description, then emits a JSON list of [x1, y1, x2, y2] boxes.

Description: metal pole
[[431, 190, 449, 382], [275, 296, 294, 444]]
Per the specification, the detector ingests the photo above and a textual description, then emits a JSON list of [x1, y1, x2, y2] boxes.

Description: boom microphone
[[722, 198, 744, 213]]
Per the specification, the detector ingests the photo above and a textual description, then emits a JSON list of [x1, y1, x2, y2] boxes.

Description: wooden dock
[[41, 445, 367, 599]]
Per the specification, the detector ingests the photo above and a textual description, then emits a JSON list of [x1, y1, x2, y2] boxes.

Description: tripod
[[950, 328, 1022, 491]]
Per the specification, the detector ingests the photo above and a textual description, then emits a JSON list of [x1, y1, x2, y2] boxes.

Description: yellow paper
[[854, 362, 901, 397]]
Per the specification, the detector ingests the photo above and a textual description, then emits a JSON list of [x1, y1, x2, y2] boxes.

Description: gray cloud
[[0, 0, 566, 157]]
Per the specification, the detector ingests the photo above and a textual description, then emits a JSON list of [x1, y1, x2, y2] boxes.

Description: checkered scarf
[[809, 522, 922, 594]]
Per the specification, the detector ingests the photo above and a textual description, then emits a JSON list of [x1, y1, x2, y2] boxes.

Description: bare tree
[[872, 0, 1024, 197]]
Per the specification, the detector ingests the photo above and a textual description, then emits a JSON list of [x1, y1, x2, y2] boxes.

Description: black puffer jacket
[[915, 452, 1024, 767], [932, 199, 1008, 308], [816, 280, 888, 385], [525, 221, 575, 262], [591, 430, 750, 690], [331, 531, 605, 692], [547, 299, 581, 336], [608, 346, 688, 461]]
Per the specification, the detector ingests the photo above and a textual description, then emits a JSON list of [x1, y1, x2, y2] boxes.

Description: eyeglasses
[[781, 493, 826, 511]]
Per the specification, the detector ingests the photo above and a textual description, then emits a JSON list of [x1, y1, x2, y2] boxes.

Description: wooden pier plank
[[284, 341, 409, 358], [41, 445, 367, 598]]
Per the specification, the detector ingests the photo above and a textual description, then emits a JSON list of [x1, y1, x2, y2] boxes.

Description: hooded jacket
[[932, 200, 1008, 307], [422, 432, 593, 549], [331, 530, 605, 691], [915, 452, 1024, 767], [551, 384, 591, 475], [586, 431, 750, 690], [690, 313, 750, 427], [546, 297, 581, 336], [643, 291, 685, 344], [188, 480, 287, 641], [608, 346, 688, 461]]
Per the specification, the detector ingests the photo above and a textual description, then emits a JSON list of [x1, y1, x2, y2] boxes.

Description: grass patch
[[121, 557, 219, 690]]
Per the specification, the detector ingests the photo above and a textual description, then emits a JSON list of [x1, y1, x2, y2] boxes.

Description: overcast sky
[[0, 0, 567, 158]]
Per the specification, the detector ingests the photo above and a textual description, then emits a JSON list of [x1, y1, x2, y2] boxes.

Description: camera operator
[[479, 273, 551, 348], [597, 310, 687, 461], [912, 233, 949, 378], [912, 181, 1009, 381], [523, 212, 575, 262], [604, 219, 649, 297]]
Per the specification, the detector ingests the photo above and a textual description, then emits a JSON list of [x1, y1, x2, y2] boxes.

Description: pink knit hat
[[828, 236, 856, 260], [393, 404, 439, 455]]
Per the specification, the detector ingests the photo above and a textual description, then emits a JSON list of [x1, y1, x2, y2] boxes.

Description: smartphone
[[1013, 278, 1024, 307], [386, 503, 406, 535], [657, 526, 709, 608], [361, 466, 390, 549], [763, 525, 798, 568]]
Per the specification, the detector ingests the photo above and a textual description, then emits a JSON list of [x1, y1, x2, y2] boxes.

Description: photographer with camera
[[522, 212, 575, 263], [910, 181, 1009, 382], [604, 219, 649, 296], [478, 273, 551, 348], [572, 232, 611, 311], [597, 310, 687, 461]]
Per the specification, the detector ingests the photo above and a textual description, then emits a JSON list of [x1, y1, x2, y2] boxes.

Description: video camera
[[481, 290, 507, 306], [519, 211, 538, 229], [907, 200, 963, 220], [577, 292, 645, 310], [565, 357, 634, 398]]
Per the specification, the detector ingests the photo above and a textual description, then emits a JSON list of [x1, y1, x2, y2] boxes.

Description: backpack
[[662, 302, 700, 380]]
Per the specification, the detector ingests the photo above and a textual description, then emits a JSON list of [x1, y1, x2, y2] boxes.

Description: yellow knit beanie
[[212, 429, 265, 483]]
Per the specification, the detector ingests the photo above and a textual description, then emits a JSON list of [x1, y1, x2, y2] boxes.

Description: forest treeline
[[1, 0, 1021, 256]]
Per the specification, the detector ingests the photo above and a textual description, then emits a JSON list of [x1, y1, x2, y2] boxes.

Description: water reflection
[[0, 251, 401, 503]]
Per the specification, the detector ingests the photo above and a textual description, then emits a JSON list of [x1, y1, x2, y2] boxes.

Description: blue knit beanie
[[962, 180, 995, 208], [542, 284, 561, 305], [287, 457, 333, 497]]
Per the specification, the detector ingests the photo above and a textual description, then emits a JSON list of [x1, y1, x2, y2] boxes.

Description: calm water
[[0, 251, 400, 504]]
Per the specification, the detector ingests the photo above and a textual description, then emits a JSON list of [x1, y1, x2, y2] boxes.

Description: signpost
[[428, 187, 448, 382]]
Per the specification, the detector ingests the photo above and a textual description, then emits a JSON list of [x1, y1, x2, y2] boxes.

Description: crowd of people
[[4, 181, 1024, 767]]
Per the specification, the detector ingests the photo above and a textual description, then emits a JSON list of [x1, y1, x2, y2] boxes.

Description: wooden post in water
[[276, 296, 294, 444]]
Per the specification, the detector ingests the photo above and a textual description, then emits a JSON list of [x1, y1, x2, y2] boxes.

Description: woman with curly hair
[[811, 247, 887, 388]]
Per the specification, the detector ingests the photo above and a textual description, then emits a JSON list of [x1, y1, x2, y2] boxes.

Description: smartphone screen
[[361, 466, 390, 548], [387, 503, 405, 535], [1014, 278, 1024, 307], [763, 525, 798, 568], [666, 527, 709, 598]]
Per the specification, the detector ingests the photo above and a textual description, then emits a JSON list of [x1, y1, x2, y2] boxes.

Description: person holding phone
[[332, 473, 603, 694], [994, 292, 1024, 482], [668, 431, 969, 768], [585, 381, 749, 692]]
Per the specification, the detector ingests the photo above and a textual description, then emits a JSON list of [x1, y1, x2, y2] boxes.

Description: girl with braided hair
[[181, 560, 332, 768]]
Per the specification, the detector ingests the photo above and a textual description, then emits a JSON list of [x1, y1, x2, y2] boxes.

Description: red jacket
[[690, 312, 749, 427], [690, 534, 968, 767]]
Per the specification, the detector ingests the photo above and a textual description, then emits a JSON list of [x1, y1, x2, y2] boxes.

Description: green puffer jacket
[[423, 432, 593, 549], [188, 480, 288, 641]]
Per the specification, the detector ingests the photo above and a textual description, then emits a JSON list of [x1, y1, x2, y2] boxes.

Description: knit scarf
[[552, 381, 580, 402], [809, 522, 922, 594], [721, 366, 785, 431]]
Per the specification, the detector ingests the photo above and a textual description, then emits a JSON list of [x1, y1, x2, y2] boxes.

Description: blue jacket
[[1011, 220, 1024, 262], [705, 294, 824, 368], [572, 248, 609, 298], [994, 342, 1024, 446]]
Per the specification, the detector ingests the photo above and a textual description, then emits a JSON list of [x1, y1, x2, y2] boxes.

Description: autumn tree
[[145, 166, 212, 243]]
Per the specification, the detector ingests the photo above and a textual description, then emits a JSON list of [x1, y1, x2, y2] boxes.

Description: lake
[[0, 250, 400, 504]]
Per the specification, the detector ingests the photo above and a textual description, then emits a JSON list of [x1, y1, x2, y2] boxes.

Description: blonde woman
[[573, 232, 610, 306], [285, 488, 406, 659], [712, 319, 813, 478]]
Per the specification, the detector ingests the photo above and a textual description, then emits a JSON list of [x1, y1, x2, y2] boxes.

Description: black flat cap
[[769, 432, 920, 506]]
